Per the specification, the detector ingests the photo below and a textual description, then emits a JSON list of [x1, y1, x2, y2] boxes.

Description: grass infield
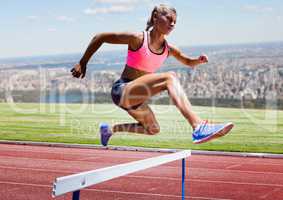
[[0, 103, 282, 153]]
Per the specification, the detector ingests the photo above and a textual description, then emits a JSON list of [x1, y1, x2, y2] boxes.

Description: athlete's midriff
[[121, 65, 150, 80]]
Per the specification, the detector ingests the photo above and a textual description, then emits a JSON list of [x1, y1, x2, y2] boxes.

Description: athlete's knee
[[165, 71, 178, 87], [166, 71, 177, 80], [146, 123, 160, 135]]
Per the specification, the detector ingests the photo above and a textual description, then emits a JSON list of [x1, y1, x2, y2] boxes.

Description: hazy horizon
[[1, 40, 282, 61]]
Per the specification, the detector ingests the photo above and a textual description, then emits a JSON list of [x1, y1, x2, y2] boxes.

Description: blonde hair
[[146, 4, 177, 31]]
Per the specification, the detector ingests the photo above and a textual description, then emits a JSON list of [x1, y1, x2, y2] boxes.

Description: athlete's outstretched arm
[[168, 45, 208, 68], [71, 32, 139, 78]]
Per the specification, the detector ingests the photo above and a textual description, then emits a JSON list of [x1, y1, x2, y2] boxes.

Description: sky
[[1, 0, 283, 58]]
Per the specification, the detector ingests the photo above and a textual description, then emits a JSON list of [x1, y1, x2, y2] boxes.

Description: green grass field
[[0, 103, 282, 153]]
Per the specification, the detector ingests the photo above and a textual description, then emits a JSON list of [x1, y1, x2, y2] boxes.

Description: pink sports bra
[[126, 31, 169, 73]]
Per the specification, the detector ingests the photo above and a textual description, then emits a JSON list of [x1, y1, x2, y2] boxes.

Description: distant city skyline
[[1, 0, 283, 58]]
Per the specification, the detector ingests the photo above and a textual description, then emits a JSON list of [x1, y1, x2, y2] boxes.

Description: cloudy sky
[[1, 0, 283, 58]]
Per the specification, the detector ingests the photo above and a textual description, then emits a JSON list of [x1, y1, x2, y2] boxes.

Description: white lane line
[[0, 155, 103, 165], [0, 148, 161, 159], [188, 168, 283, 176], [190, 159, 283, 167], [259, 188, 282, 199], [189, 179, 283, 188], [0, 165, 75, 174], [81, 188, 232, 200], [225, 164, 242, 169], [0, 181, 231, 200], [0, 181, 51, 188]]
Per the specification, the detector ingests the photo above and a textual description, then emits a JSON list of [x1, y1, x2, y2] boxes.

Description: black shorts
[[111, 78, 143, 111]]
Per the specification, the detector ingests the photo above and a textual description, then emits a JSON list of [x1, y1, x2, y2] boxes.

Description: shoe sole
[[193, 123, 234, 144]]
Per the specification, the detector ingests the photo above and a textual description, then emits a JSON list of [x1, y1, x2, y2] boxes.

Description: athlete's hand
[[198, 54, 208, 64], [71, 63, 87, 79]]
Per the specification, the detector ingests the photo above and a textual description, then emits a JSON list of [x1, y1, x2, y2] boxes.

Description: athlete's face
[[154, 10, 177, 35]]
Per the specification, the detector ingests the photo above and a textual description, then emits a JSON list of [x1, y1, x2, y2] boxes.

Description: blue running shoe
[[99, 123, 113, 146], [192, 121, 234, 144]]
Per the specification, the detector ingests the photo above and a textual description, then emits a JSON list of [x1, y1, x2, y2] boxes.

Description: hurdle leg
[[182, 158, 186, 200], [72, 190, 80, 200]]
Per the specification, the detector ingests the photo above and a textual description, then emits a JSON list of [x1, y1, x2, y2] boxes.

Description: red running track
[[1, 143, 283, 200]]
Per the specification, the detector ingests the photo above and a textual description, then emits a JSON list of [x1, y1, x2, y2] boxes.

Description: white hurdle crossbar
[[52, 150, 191, 200]]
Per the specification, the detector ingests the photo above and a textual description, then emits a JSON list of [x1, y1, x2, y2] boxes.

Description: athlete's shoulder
[[167, 43, 181, 57], [128, 31, 145, 51]]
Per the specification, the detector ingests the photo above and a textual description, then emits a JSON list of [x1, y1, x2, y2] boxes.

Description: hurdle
[[52, 150, 191, 200]]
